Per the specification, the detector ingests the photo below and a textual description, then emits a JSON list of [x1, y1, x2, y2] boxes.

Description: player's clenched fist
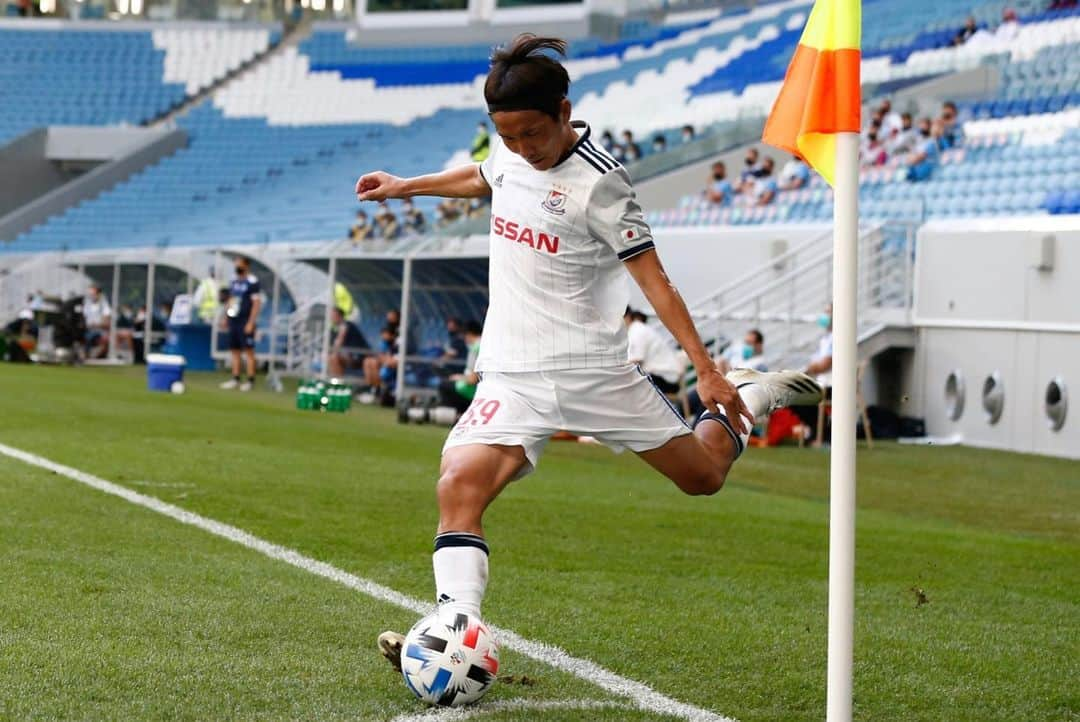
[[355, 171, 406, 202]]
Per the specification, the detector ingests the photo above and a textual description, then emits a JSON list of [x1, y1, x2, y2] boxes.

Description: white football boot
[[726, 368, 824, 415], [378, 630, 405, 672], [239, 380, 253, 392], [219, 378, 239, 390]]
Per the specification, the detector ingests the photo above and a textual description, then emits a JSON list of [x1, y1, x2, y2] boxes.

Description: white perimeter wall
[[912, 217, 1080, 459], [631, 223, 829, 311]]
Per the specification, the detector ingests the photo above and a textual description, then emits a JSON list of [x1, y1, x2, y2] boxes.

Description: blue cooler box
[[147, 353, 186, 392]]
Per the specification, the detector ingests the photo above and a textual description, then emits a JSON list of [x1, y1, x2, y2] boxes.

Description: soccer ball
[[401, 608, 499, 707], [170, 381, 185, 394]]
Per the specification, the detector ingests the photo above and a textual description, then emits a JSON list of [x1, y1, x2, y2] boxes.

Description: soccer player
[[219, 255, 260, 392], [354, 34, 823, 672]]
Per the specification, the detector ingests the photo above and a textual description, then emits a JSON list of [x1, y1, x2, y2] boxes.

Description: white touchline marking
[[390, 698, 635, 722], [1, 442, 735, 722]]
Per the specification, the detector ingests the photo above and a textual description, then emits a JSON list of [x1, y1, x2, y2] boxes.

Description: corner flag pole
[[826, 131, 859, 722], [759, 0, 862, 718]]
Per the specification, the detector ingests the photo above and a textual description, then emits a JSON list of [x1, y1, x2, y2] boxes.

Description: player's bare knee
[[678, 468, 726, 496]]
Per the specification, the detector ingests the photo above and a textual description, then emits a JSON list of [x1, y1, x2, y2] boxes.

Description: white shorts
[[442, 364, 692, 478]]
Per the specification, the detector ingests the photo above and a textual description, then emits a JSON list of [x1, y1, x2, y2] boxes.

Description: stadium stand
[[2, 1, 1078, 250], [0, 24, 277, 146]]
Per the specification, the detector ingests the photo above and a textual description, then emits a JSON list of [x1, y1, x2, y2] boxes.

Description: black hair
[[485, 34, 570, 119], [464, 320, 483, 336], [631, 310, 648, 323], [235, 255, 250, 267], [748, 328, 764, 345], [332, 306, 345, 317]]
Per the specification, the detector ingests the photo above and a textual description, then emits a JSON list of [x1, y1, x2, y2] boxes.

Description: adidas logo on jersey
[[492, 173, 503, 187]]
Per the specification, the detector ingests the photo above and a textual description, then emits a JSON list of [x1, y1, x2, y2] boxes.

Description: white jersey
[[476, 122, 655, 373]]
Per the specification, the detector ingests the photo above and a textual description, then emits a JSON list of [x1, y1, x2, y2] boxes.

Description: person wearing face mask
[[401, 199, 427, 235], [651, 134, 667, 154], [886, 112, 916, 156], [600, 130, 616, 153], [349, 209, 373, 243], [939, 101, 961, 149], [739, 147, 762, 193], [905, 118, 944, 182], [705, 161, 734, 206], [680, 124, 695, 144], [718, 328, 766, 375], [219, 255, 261, 391], [471, 122, 491, 163]]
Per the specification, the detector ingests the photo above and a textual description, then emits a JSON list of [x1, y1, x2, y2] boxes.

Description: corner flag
[[763, 3, 863, 722], [762, 0, 861, 186]]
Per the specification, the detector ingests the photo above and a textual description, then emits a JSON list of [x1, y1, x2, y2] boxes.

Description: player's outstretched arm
[[624, 250, 754, 434], [355, 164, 490, 202]]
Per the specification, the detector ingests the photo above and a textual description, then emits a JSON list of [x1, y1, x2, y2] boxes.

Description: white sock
[[738, 383, 771, 422], [432, 532, 489, 619], [695, 384, 769, 458]]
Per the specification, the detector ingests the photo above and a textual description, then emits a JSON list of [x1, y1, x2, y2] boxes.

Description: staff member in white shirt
[[82, 283, 111, 359], [624, 307, 683, 394]]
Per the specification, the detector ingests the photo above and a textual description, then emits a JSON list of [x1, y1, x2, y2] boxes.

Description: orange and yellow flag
[[762, 0, 861, 187]]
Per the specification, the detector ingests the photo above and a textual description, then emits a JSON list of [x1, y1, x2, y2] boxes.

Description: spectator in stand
[[401, 199, 426, 235], [705, 161, 734, 206], [953, 15, 979, 45], [886, 112, 917, 156], [752, 157, 779, 205], [471, 121, 491, 162], [435, 198, 466, 228], [940, 101, 962, 149], [652, 134, 667, 154], [778, 154, 810, 190], [1050, 0, 1077, 9], [878, 99, 903, 138], [739, 147, 763, 191], [864, 108, 884, 135], [680, 124, 695, 144], [327, 306, 370, 378], [600, 130, 616, 153], [905, 118, 944, 181], [374, 201, 400, 240], [82, 283, 111, 359], [995, 8, 1020, 41], [717, 328, 767, 374], [467, 197, 489, 218], [862, 129, 888, 168], [621, 130, 642, 162], [349, 209, 373, 243]]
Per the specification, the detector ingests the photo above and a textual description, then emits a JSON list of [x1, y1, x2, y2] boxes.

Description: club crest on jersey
[[541, 188, 567, 215]]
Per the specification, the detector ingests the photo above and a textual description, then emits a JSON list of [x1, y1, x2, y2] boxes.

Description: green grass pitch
[[0, 365, 1076, 721]]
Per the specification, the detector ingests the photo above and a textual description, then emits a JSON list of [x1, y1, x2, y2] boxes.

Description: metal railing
[[685, 221, 917, 370]]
